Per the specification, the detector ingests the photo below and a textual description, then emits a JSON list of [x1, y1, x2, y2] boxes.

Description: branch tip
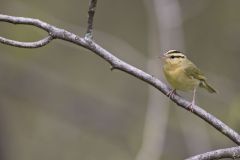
[[0, 35, 53, 48]]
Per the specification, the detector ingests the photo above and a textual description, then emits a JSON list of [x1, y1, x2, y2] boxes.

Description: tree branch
[[0, 14, 54, 32], [185, 146, 240, 160], [0, 35, 53, 48], [0, 13, 240, 147], [85, 0, 98, 39]]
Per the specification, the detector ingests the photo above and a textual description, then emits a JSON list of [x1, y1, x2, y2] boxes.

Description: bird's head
[[160, 50, 187, 66]]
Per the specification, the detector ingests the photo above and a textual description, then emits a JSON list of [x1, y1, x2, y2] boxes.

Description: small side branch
[[186, 146, 240, 160], [0, 14, 53, 32], [85, 0, 98, 39], [0, 35, 53, 48], [0, 14, 55, 48]]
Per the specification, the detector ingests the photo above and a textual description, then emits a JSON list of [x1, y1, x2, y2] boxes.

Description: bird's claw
[[166, 89, 176, 99], [187, 102, 195, 112]]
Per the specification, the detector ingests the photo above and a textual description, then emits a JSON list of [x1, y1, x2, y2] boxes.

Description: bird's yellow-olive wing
[[184, 64, 206, 81]]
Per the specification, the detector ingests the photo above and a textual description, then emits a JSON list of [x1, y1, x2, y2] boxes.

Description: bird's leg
[[166, 89, 176, 99], [188, 87, 197, 112]]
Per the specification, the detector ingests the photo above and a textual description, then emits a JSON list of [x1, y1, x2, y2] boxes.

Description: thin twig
[[0, 14, 240, 147], [85, 0, 97, 39], [0, 14, 53, 32], [185, 146, 240, 160], [0, 35, 53, 48]]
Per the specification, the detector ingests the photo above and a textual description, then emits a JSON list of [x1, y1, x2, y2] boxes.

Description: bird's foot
[[187, 101, 195, 112], [166, 89, 176, 99]]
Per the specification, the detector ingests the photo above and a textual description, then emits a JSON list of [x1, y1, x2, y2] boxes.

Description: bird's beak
[[158, 54, 166, 59]]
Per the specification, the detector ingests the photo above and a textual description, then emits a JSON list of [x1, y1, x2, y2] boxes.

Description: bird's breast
[[163, 66, 199, 91]]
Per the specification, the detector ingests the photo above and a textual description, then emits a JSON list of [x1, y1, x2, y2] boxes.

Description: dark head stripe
[[166, 50, 181, 55], [171, 55, 185, 58]]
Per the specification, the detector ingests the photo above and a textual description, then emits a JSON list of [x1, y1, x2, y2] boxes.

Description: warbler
[[160, 50, 216, 111]]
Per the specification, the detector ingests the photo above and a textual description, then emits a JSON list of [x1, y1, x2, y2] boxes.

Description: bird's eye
[[170, 56, 175, 59]]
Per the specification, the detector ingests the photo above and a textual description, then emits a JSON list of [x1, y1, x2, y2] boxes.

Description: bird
[[160, 50, 217, 111]]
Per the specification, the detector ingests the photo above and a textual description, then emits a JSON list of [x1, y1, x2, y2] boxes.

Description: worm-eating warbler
[[161, 50, 216, 111]]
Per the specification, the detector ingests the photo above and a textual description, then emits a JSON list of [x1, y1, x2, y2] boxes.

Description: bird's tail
[[200, 81, 217, 93]]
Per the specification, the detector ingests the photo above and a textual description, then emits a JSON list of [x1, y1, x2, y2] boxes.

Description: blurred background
[[0, 0, 240, 159]]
